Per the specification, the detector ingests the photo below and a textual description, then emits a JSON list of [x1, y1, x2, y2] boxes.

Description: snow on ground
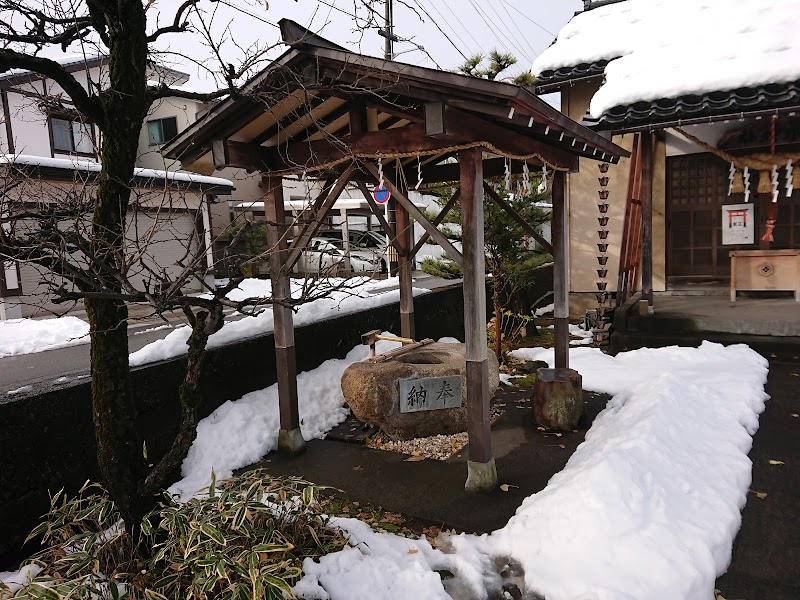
[[294, 342, 769, 600], [0, 316, 89, 358], [568, 323, 593, 346], [0, 564, 42, 595], [293, 518, 490, 600], [168, 335, 404, 500], [533, 302, 554, 317], [130, 277, 431, 366], [531, 0, 800, 117]]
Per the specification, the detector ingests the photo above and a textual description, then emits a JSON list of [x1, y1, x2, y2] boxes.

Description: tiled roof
[[535, 60, 608, 93], [583, 81, 800, 132]]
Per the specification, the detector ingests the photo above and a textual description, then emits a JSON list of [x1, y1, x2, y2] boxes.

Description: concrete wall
[[0, 283, 477, 568], [562, 82, 667, 317]]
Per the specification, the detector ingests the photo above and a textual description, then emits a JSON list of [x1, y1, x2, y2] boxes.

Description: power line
[[438, 0, 481, 48], [497, 0, 539, 59], [466, 0, 529, 64], [501, 1, 556, 37], [410, 0, 469, 61], [426, 0, 475, 58]]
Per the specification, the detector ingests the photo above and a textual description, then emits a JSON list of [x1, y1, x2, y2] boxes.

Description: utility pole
[[384, 0, 394, 60]]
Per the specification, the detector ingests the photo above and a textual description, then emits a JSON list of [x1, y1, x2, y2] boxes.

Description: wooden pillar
[[460, 147, 497, 493], [263, 175, 305, 456], [396, 201, 415, 339], [640, 133, 655, 313], [552, 170, 569, 370]]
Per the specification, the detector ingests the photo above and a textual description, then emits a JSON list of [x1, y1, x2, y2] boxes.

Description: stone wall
[[0, 283, 476, 568]]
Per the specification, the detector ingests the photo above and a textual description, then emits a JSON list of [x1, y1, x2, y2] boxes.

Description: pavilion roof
[[162, 20, 626, 183]]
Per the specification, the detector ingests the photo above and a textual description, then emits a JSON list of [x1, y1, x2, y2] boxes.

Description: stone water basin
[[341, 342, 500, 440]]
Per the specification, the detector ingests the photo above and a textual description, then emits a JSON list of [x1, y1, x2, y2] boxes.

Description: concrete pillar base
[[278, 427, 306, 456], [638, 299, 654, 317], [465, 458, 498, 494]]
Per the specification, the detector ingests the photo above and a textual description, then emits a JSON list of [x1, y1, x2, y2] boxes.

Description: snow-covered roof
[[1, 154, 234, 190], [0, 53, 106, 80], [532, 0, 800, 119]]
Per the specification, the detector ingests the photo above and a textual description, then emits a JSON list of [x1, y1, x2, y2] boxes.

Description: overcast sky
[[144, 0, 581, 90]]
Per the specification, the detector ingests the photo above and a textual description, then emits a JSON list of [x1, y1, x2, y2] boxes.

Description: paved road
[[0, 274, 462, 396], [0, 321, 181, 395]]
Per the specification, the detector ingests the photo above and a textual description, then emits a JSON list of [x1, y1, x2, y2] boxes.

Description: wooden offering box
[[730, 249, 800, 302]]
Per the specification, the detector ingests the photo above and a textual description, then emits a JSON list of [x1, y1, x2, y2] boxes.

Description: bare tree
[[0, 0, 361, 532]]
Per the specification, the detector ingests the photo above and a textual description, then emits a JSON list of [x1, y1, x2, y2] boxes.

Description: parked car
[[298, 237, 386, 274], [316, 229, 387, 250], [314, 230, 389, 272]]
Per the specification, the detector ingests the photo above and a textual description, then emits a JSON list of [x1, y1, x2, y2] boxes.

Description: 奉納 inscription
[[398, 376, 462, 413]]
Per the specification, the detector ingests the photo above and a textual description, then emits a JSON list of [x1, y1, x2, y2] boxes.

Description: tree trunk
[[140, 306, 223, 496], [86, 0, 151, 533]]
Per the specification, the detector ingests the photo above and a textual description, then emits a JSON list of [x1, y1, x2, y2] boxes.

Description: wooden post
[[552, 170, 569, 370], [640, 132, 655, 314], [263, 175, 305, 456], [396, 201, 415, 339], [460, 147, 497, 493]]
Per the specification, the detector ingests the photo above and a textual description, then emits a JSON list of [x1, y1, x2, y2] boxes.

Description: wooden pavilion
[[163, 20, 627, 492]]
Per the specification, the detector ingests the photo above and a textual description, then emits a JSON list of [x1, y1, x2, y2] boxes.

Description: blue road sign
[[373, 185, 391, 204]]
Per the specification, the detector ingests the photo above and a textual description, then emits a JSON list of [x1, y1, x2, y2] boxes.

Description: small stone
[[518, 360, 548, 374]]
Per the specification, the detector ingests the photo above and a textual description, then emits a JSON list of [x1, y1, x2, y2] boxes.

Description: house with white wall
[[0, 55, 240, 319]]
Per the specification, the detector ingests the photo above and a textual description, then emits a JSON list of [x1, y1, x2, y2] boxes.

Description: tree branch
[[145, 0, 200, 42], [147, 83, 231, 102]]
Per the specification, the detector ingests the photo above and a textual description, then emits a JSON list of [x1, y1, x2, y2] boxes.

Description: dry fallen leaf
[[407, 548, 419, 554], [751, 491, 768, 500], [499, 484, 519, 492], [353, 465, 364, 471], [558, 444, 566, 449], [768, 460, 785, 465], [404, 455, 426, 462]]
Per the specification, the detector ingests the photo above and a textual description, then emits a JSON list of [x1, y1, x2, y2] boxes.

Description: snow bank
[[293, 342, 768, 599], [130, 278, 431, 366], [473, 341, 770, 599], [531, 0, 800, 117], [0, 316, 89, 358], [168, 335, 403, 500], [293, 518, 490, 600]]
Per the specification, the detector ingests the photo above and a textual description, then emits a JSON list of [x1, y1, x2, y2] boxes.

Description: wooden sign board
[[398, 376, 462, 413]]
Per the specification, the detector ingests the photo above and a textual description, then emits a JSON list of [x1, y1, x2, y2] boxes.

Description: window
[[147, 116, 178, 145], [50, 116, 94, 155]]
